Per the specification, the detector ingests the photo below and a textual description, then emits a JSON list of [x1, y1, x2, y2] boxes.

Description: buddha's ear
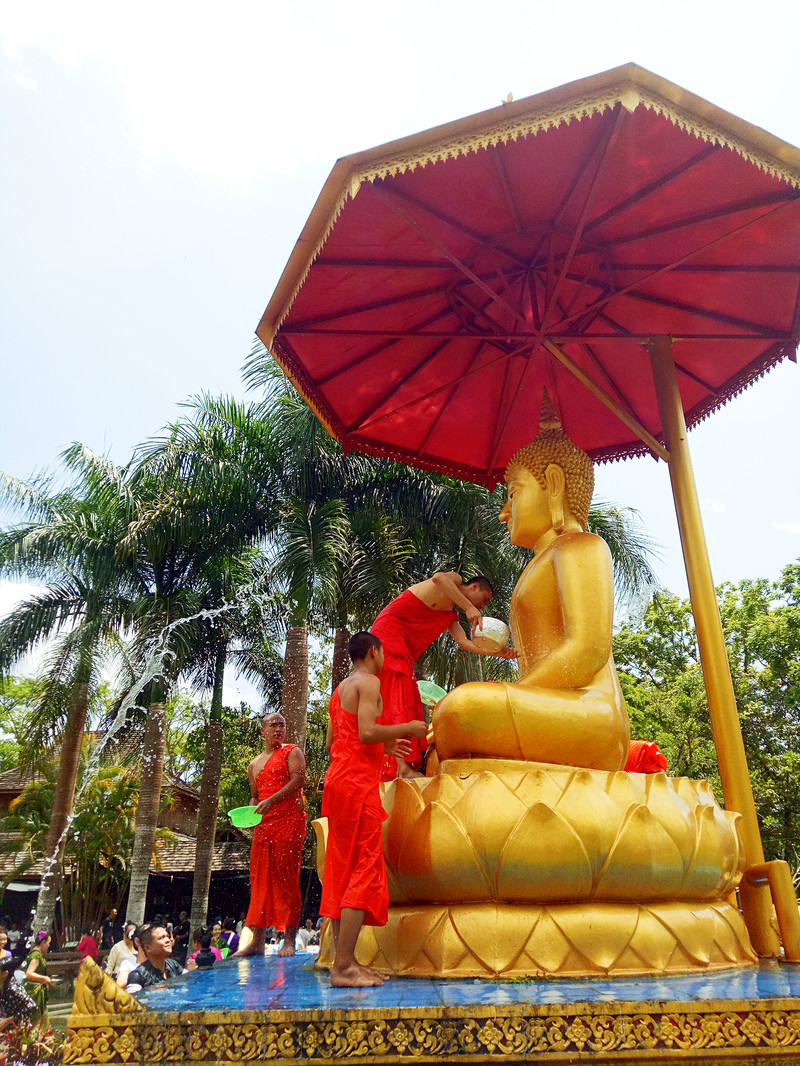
[[545, 464, 566, 533]]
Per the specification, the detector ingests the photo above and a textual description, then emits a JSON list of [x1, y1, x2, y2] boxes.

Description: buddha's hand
[[385, 737, 413, 758]]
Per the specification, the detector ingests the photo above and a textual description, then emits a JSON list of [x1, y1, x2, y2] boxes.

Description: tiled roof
[[150, 833, 250, 875]]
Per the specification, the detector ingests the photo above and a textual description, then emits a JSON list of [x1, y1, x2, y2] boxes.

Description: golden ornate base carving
[[316, 899, 755, 978], [65, 985, 800, 1064]]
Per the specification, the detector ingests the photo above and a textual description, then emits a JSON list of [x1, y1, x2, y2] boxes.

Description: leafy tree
[[613, 561, 800, 864], [0, 449, 139, 933]]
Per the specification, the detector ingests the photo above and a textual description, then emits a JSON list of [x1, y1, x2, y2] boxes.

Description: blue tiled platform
[[137, 951, 800, 1013]]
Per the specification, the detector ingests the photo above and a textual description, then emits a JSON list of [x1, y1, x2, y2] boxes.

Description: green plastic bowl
[[417, 680, 447, 706], [228, 805, 262, 828]]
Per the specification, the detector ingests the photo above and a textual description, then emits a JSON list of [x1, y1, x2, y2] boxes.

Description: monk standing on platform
[[320, 632, 428, 987], [371, 573, 517, 779], [236, 712, 306, 958]]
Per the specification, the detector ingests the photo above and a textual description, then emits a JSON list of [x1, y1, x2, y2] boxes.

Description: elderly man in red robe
[[235, 712, 307, 957], [371, 572, 517, 780]]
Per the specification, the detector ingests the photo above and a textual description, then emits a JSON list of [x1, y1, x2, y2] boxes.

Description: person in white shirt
[[296, 919, 314, 950], [106, 924, 136, 979]]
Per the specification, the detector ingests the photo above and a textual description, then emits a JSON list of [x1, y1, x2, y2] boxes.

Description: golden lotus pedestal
[[317, 759, 757, 978]]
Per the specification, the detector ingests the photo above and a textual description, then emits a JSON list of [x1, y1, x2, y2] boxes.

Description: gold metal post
[[647, 334, 780, 958]]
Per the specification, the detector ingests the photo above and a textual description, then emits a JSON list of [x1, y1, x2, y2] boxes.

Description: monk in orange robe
[[320, 631, 428, 987], [371, 573, 516, 780], [235, 712, 306, 958]]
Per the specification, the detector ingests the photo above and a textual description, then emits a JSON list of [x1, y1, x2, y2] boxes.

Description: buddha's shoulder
[[550, 530, 612, 559]]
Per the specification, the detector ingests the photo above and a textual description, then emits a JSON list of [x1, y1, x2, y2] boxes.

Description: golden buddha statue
[[432, 394, 630, 771], [315, 394, 756, 980]]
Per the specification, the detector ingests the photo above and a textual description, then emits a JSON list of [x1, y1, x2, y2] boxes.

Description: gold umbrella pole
[[647, 334, 785, 958]]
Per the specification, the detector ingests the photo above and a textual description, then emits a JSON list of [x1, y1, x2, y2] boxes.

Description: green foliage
[[0, 741, 174, 935], [614, 560, 800, 864]]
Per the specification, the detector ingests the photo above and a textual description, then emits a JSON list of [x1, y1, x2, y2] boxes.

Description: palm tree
[[0, 448, 139, 934]]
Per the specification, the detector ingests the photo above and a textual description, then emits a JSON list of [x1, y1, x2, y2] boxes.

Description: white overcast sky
[[2, 0, 800, 674]]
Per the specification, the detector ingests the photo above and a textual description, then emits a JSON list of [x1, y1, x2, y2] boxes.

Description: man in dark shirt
[[172, 911, 191, 966], [101, 908, 121, 950], [127, 926, 184, 989]]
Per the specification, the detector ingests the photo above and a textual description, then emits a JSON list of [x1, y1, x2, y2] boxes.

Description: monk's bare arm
[[429, 572, 484, 626], [254, 748, 306, 815], [247, 758, 260, 806], [356, 675, 428, 744], [522, 536, 614, 689]]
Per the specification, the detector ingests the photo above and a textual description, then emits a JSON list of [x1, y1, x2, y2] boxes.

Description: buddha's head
[[500, 392, 594, 549]]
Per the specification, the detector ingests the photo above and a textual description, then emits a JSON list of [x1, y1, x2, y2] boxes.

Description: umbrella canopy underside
[[259, 64, 800, 486]]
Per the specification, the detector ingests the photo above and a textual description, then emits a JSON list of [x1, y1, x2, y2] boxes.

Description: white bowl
[[471, 616, 510, 653]]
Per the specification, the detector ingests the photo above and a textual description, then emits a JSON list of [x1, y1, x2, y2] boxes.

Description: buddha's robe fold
[[320, 688, 388, 927], [371, 590, 457, 777], [245, 744, 306, 931]]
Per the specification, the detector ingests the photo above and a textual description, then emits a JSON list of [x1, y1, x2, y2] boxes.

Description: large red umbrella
[[257, 64, 800, 959], [258, 63, 800, 485]]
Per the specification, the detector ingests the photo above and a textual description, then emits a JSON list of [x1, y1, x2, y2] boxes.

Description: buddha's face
[[499, 464, 553, 549]]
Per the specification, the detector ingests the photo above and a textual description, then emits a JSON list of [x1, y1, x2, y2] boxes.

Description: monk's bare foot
[[234, 928, 265, 957], [396, 758, 424, 780], [330, 963, 384, 987], [360, 963, 386, 981], [277, 942, 296, 957]]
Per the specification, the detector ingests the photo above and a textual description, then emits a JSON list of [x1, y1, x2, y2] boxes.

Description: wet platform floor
[[136, 953, 800, 1014]]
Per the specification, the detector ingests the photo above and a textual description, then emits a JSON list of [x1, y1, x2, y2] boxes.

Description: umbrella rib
[[550, 198, 800, 332], [417, 341, 488, 454], [540, 106, 628, 332], [672, 359, 721, 396], [623, 288, 787, 337], [344, 341, 451, 434], [584, 143, 721, 234], [485, 355, 522, 475], [374, 183, 528, 268], [493, 150, 523, 233], [369, 182, 530, 330], [316, 305, 456, 386], [358, 342, 529, 431], [611, 189, 797, 247], [609, 262, 800, 274], [542, 339, 668, 461], [286, 281, 452, 330]]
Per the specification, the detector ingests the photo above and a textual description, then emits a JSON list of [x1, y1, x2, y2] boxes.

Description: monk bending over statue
[[432, 394, 630, 771], [371, 573, 517, 780]]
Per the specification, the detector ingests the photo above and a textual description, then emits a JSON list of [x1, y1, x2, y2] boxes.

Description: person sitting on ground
[[126, 925, 184, 989], [105, 923, 136, 979], [0, 957, 37, 1029], [186, 929, 223, 969], [320, 631, 428, 987], [76, 925, 99, 962], [23, 931, 52, 1023], [217, 917, 239, 956]]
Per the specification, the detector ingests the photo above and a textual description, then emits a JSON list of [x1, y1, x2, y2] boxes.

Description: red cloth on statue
[[245, 744, 306, 931], [625, 739, 669, 774], [319, 687, 389, 927], [371, 590, 457, 777]]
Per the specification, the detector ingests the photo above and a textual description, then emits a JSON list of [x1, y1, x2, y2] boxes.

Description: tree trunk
[[331, 626, 351, 691], [281, 625, 309, 747], [190, 646, 226, 934], [32, 675, 90, 935], [125, 699, 167, 926]]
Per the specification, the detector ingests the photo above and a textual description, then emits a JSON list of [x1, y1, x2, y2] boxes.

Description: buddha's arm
[[520, 535, 614, 689]]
